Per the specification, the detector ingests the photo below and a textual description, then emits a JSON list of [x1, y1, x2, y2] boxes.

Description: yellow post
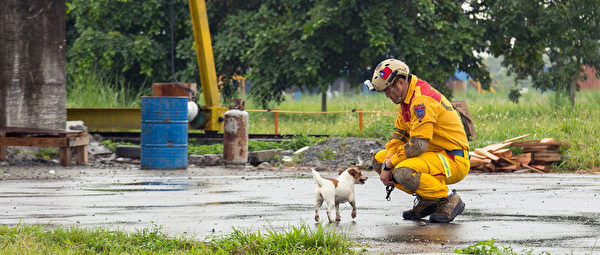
[[188, 0, 226, 131]]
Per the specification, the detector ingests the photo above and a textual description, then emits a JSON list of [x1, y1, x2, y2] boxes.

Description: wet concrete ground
[[0, 165, 599, 254]]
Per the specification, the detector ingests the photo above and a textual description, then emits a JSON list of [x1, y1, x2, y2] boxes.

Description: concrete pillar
[[0, 0, 66, 130]]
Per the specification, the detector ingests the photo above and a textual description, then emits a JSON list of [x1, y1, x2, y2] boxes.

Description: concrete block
[[116, 145, 140, 159], [249, 149, 284, 166]]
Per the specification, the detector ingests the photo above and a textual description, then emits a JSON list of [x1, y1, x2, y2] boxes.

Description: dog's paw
[[351, 211, 357, 218]]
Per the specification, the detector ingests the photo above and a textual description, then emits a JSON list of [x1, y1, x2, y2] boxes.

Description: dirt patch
[[295, 137, 385, 171]]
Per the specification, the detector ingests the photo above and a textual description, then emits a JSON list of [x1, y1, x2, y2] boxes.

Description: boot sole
[[429, 201, 465, 223]]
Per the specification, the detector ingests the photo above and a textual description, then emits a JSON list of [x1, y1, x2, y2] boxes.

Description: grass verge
[[0, 223, 358, 254]]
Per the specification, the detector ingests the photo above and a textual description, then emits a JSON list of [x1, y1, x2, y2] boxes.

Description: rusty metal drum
[[223, 109, 248, 165]]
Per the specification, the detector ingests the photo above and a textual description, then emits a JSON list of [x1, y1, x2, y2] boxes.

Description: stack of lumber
[[469, 134, 569, 173]]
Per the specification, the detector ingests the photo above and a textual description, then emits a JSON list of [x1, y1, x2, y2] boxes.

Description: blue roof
[[454, 70, 471, 81]]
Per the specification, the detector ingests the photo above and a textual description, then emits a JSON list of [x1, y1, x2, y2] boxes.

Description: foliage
[[188, 143, 223, 155], [66, 72, 149, 108], [455, 88, 600, 171], [36, 148, 58, 161], [67, 0, 490, 108], [318, 146, 337, 161], [471, 0, 600, 107], [188, 135, 324, 155], [101, 140, 137, 153], [0, 223, 356, 254], [66, 0, 198, 95], [358, 118, 395, 140], [229, 0, 490, 108], [455, 239, 547, 255]]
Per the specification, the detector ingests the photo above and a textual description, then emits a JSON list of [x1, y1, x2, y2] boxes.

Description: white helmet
[[365, 59, 410, 92]]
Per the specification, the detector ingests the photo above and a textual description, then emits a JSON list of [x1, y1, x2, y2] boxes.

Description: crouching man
[[366, 59, 470, 223]]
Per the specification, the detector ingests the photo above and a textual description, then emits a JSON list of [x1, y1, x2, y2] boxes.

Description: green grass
[[67, 72, 151, 108], [453, 88, 600, 171], [455, 239, 539, 255], [188, 135, 325, 155], [66, 71, 600, 170], [244, 89, 600, 171], [0, 224, 358, 254]]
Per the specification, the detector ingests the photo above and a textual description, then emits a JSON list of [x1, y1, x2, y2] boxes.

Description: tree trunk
[[569, 58, 582, 109], [321, 90, 327, 112]]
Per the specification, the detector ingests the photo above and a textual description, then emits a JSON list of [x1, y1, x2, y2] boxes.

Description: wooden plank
[[60, 147, 71, 166], [513, 153, 532, 166], [540, 138, 555, 143], [500, 165, 518, 171], [475, 148, 500, 161], [470, 158, 491, 168], [469, 151, 486, 159], [499, 156, 522, 168], [68, 133, 90, 146], [0, 126, 70, 136], [0, 146, 7, 161], [531, 164, 550, 172], [533, 152, 562, 162], [482, 142, 512, 153], [512, 140, 569, 147], [502, 134, 531, 143], [0, 137, 67, 147], [76, 145, 88, 164], [493, 148, 513, 158], [522, 164, 546, 173]]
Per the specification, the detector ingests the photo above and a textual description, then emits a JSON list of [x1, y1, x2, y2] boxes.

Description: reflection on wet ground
[[0, 167, 599, 254]]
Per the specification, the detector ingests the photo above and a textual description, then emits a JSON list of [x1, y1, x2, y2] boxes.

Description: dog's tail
[[311, 169, 325, 187]]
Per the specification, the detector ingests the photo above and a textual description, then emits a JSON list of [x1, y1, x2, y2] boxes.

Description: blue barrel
[[141, 96, 188, 169]]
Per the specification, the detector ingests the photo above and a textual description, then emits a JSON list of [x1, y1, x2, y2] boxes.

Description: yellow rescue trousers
[[374, 149, 470, 199]]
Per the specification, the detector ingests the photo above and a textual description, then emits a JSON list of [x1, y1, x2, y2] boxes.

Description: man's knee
[[392, 167, 421, 192]]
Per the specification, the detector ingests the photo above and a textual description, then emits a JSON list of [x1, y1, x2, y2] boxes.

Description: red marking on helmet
[[379, 67, 393, 80]]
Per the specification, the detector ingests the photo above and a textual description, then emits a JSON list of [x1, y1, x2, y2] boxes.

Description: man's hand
[[379, 161, 395, 186]]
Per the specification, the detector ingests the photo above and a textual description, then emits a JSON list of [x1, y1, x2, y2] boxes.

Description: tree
[[472, 0, 600, 107], [217, 0, 491, 108], [67, 0, 492, 109], [67, 0, 193, 89]]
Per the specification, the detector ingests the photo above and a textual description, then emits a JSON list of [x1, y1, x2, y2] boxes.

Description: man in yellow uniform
[[365, 59, 470, 223]]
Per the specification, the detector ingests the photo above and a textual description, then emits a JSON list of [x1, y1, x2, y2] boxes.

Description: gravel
[[295, 137, 385, 171], [0, 137, 386, 180]]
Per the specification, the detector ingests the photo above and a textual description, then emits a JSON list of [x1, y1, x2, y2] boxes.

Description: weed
[[318, 146, 337, 161], [35, 147, 58, 161], [101, 140, 137, 153], [455, 239, 550, 255], [0, 223, 358, 254]]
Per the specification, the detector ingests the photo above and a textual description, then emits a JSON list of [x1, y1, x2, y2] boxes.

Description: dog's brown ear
[[347, 168, 357, 177], [338, 169, 346, 175]]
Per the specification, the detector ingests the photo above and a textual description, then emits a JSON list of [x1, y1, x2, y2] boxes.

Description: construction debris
[[469, 134, 569, 173]]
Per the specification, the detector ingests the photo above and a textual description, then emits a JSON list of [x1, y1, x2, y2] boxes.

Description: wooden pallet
[[0, 126, 89, 166]]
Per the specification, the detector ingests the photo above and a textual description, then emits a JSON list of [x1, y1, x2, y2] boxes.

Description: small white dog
[[312, 168, 368, 223]]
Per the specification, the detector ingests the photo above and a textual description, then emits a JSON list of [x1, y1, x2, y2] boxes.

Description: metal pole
[[274, 110, 279, 134], [359, 109, 363, 131]]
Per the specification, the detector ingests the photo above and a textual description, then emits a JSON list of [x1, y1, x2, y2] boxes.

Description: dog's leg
[[326, 201, 335, 223], [335, 203, 341, 222], [350, 200, 357, 219], [314, 193, 323, 222]]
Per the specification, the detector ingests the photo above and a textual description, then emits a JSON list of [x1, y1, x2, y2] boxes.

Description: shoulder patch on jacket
[[413, 104, 426, 119]]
